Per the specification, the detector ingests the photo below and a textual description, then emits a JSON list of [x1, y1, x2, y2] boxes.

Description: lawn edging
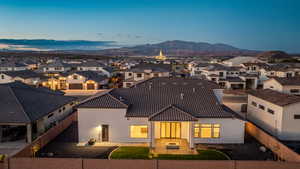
[[108, 147, 120, 160]]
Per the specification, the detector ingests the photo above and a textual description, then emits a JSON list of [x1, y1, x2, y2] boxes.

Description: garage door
[[87, 83, 95, 90], [69, 83, 83, 90]]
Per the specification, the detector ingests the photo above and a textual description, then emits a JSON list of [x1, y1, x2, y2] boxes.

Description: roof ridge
[[107, 93, 129, 108], [7, 85, 31, 123], [148, 104, 196, 120], [78, 89, 113, 105]]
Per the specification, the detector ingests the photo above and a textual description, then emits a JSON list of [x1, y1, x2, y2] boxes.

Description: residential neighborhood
[[1, 0, 300, 169]]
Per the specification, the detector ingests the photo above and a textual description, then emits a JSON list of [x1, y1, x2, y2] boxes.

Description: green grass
[[155, 150, 229, 160], [110, 147, 150, 159], [0, 154, 5, 162], [110, 147, 229, 160]]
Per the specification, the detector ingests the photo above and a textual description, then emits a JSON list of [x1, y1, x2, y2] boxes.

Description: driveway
[[37, 122, 116, 159]]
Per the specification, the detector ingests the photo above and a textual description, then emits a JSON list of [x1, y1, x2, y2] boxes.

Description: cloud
[[0, 39, 119, 51]]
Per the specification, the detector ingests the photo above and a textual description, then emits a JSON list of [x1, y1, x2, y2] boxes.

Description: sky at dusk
[[0, 0, 299, 52]]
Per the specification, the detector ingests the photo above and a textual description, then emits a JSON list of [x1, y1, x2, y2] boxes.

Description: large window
[[130, 125, 148, 138], [194, 124, 220, 138]]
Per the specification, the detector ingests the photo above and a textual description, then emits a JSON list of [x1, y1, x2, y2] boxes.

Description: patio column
[[150, 122, 155, 148], [189, 122, 194, 149], [26, 124, 32, 143]]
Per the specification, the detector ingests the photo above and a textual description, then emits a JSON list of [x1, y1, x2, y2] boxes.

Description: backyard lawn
[[109, 147, 230, 160], [110, 147, 150, 159]]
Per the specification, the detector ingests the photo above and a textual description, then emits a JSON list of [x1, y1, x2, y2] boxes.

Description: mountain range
[[0, 39, 259, 57], [65, 40, 259, 57]]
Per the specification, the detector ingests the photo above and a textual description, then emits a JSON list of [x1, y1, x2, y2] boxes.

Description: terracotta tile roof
[[248, 89, 300, 106]]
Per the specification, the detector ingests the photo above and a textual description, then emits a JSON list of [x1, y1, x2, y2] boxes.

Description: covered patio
[[148, 105, 198, 154]]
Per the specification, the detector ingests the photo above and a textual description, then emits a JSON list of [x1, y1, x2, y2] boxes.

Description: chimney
[[180, 93, 184, 100]]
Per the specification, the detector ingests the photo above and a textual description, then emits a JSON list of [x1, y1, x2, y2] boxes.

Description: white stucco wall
[[281, 103, 300, 140], [247, 95, 284, 136], [193, 118, 245, 144], [78, 108, 245, 144], [0, 74, 13, 84], [78, 108, 151, 143]]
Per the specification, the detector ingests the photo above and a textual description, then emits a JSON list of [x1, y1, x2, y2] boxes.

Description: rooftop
[[248, 89, 300, 106], [0, 82, 76, 124], [79, 77, 241, 120]]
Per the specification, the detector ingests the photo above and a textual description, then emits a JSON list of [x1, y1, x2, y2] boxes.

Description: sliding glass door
[[160, 122, 181, 139]]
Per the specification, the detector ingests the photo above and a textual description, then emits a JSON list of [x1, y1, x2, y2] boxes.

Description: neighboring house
[[247, 89, 300, 140], [41, 72, 69, 90], [123, 63, 171, 88], [0, 82, 76, 143], [77, 78, 245, 151], [263, 77, 300, 95], [222, 56, 263, 67], [0, 70, 43, 85], [40, 60, 71, 73], [259, 64, 296, 82], [0, 61, 27, 71], [200, 64, 258, 90], [240, 63, 268, 74], [190, 63, 210, 77], [66, 71, 109, 90], [76, 61, 113, 77]]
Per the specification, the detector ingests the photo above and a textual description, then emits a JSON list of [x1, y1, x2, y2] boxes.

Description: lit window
[[194, 124, 220, 138], [130, 125, 148, 138]]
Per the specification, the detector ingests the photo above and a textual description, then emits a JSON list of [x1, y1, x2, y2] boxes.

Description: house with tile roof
[[0, 61, 27, 72], [247, 89, 300, 140], [76, 61, 113, 77], [198, 64, 258, 90], [40, 60, 71, 73], [0, 82, 76, 143], [123, 63, 171, 88], [77, 77, 245, 153], [263, 77, 300, 95], [65, 71, 109, 90], [0, 70, 43, 85], [41, 71, 108, 91]]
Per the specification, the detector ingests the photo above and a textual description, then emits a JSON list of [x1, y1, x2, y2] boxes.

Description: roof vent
[[180, 93, 184, 100]]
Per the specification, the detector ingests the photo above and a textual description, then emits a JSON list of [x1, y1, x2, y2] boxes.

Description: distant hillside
[[257, 51, 292, 62], [92, 40, 259, 57]]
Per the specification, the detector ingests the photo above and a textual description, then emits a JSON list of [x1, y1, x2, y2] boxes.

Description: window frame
[[259, 104, 265, 110], [251, 101, 257, 107], [194, 123, 220, 139], [267, 108, 275, 115], [130, 125, 148, 138]]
